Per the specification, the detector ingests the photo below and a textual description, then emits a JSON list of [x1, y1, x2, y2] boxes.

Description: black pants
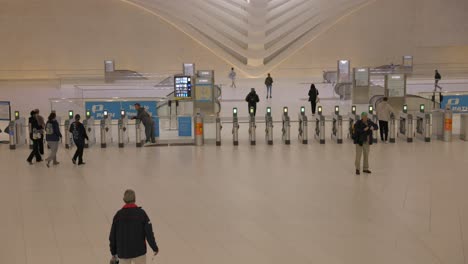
[[73, 140, 85, 163], [248, 104, 257, 116], [379, 120, 389, 141], [27, 139, 42, 162], [310, 101, 317, 115], [38, 134, 44, 155]]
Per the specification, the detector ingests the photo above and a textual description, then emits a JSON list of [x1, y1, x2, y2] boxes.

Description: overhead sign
[[441, 95, 468, 113], [85, 101, 157, 120], [0, 101, 11, 121], [385, 74, 406, 97], [354, 68, 369, 87]]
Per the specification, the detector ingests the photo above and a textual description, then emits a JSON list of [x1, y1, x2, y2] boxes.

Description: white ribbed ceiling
[[121, 0, 371, 76]]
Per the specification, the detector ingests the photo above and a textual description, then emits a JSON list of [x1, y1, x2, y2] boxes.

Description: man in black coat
[[353, 112, 378, 175], [109, 189, 159, 264], [245, 88, 260, 116], [308, 83, 319, 115], [69, 114, 88, 165], [27, 110, 43, 164]]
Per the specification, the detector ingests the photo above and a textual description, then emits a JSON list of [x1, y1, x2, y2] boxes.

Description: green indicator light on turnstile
[[120, 110, 125, 117], [403, 105, 408, 113], [352, 105, 356, 114], [233, 107, 237, 115], [300, 106, 305, 113], [318, 106, 322, 115], [86, 110, 91, 118], [15, 111, 19, 119], [249, 107, 254, 115], [283, 107, 288, 114], [420, 104, 425, 113], [267, 107, 271, 114], [68, 110, 74, 119], [335, 106, 340, 115], [104, 110, 109, 118], [368, 105, 374, 114]]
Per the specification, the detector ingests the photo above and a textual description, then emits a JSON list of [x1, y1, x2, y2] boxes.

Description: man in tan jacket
[[376, 97, 395, 143]]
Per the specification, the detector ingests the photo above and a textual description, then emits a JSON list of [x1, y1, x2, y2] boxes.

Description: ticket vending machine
[[83, 110, 96, 148], [298, 106, 308, 144], [331, 106, 343, 144], [118, 110, 129, 148], [415, 104, 432, 142], [248, 107, 256, 145], [232, 108, 239, 146], [100, 110, 112, 148], [265, 107, 273, 145], [64, 110, 74, 149], [368, 105, 378, 144], [9, 111, 27, 150], [348, 106, 359, 140], [282, 107, 291, 145], [399, 105, 413, 142], [314, 106, 325, 144]]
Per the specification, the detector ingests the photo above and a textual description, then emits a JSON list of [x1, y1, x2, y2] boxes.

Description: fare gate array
[[6, 106, 459, 149]]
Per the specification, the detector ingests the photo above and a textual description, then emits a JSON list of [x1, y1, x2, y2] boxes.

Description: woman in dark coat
[[27, 110, 43, 164], [308, 84, 319, 115]]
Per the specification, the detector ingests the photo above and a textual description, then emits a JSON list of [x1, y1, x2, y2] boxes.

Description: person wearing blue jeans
[[265, 73, 273, 99]]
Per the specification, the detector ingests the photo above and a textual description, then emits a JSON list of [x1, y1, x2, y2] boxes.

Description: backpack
[[351, 123, 357, 141], [46, 122, 54, 135]]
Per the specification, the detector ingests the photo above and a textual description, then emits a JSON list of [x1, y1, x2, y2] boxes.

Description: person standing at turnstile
[[353, 112, 378, 175], [245, 88, 260, 116], [45, 112, 62, 167], [27, 110, 43, 164], [132, 103, 155, 145], [70, 114, 88, 165], [308, 83, 319, 115], [376, 97, 394, 143], [35, 109, 46, 155]]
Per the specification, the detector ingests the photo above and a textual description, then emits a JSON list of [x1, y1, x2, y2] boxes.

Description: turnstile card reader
[[331, 106, 343, 144], [232, 108, 239, 146], [118, 110, 129, 148], [415, 104, 432, 142], [399, 105, 413, 142], [100, 110, 112, 148], [282, 107, 290, 145], [249, 107, 256, 145], [368, 105, 378, 144], [84, 110, 96, 148], [265, 107, 273, 145], [298, 106, 308, 144], [315, 106, 325, 144], [64, 110, 74, 149]]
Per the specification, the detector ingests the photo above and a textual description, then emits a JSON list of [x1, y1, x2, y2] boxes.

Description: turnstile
[[135, 119, 145, 147], [368, 105, 378, 144], [460, 114, 468, 141], [331, 106, 343, 144], [265, 107, 273, 145], [248, 107, 256, 145], [118, 110, 129, 148], [232, 108, 239, 146], [282, 107, 290, 145], [100, 111, 112, 148], [298, 107, 308, 144], [314, 106, 325, 144], [348, 106, 359, 140], [216, 115, 222, 146], [399, 105, 413, 142], [389, 113, 396, 143], [64, 110, 74, 149], [83, 110, 96, 148], [415, 104, 432, 142], [8, 111, 27, 149]]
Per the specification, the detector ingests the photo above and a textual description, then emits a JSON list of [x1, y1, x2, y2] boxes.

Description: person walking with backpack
[[264, 73, 273, 99], [69, 114, 88, 165], [35, 109, 46, 155], [245, 88, 260, 116], [434, 69, 442, 89], [308, 83, 319, 115], [27, 110, 43, 164], [376, 97, 394, 143], [354, 112, 378, 175], [45, 112, 62, 167], [109, 189, 159, 264]]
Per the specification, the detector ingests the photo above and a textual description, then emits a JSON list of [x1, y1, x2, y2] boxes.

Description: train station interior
[[1, 0, 468, 263]]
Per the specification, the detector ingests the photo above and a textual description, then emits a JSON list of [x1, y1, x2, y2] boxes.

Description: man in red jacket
[[109, 189, 159, 264]]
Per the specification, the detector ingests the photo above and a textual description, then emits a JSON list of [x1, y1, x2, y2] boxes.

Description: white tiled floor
[[1, 136, 467, 264]]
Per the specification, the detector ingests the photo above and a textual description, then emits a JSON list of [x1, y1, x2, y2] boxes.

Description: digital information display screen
[[174, 76, 192, 98], [386, 74, 406, 97]]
